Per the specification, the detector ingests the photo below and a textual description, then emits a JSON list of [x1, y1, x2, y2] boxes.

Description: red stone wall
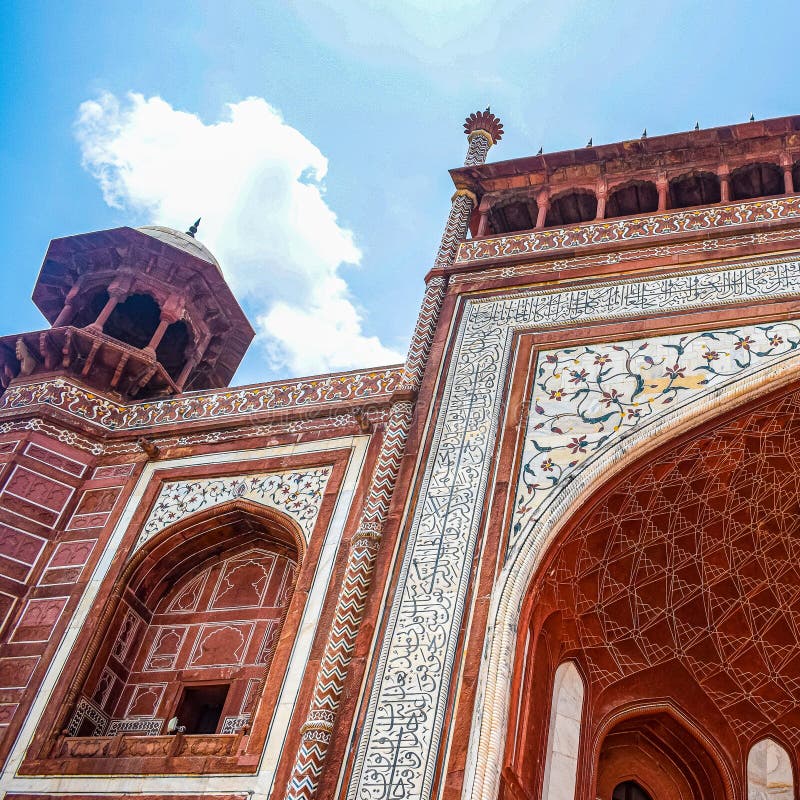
[[0, 431, 129, 761]]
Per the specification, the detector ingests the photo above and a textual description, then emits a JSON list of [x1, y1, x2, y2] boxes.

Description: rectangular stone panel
[[0, 656, 39, 689], [23, 443, 88, 477], [10, 597, 69, 643], [3, 466, 74, 513]]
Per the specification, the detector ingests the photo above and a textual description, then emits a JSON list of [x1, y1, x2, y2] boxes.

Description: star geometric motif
[[544, 387, 800, 745]]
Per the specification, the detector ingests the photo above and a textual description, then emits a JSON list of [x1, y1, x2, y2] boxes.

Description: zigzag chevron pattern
[[362, 402, 413, 522], [463, 131, 491, 166], [284, 124, 495, 800], [402, 276, 447, 390], [286, 402, 412, 800], [434, 193, 475, 269]]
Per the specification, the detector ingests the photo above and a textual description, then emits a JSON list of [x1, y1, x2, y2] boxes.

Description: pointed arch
[[57, 498, 304, 741], [462, 363, 800, 800], [593, 703, 734, 800], [541, 661, 584, 800], [748, 738, 795, 800]]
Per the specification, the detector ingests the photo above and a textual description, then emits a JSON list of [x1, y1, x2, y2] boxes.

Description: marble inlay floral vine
[[137, 467, 332, 552], [510, 321, 800, 554]]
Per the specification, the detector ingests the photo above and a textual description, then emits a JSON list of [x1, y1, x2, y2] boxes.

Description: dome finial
[[463, 108, 503, 144], [186, 218, 201, 238]]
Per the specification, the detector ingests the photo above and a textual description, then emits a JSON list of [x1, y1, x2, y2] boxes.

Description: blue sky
[[1, 1, 797, 384]]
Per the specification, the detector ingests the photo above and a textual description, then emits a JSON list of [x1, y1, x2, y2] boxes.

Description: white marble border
[[462, 356, 800, 800], [347, 252, 800, 800], [0, 435, 369, 800]]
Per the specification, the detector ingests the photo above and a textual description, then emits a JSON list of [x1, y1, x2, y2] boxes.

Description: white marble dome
[[137, 225, 220, 269]]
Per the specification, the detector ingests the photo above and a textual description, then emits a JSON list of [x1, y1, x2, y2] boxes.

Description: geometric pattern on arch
[[525, 384, 800, 792], [64, 501, 299, 754]]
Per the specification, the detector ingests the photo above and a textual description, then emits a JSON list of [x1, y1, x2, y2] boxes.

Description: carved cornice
[[0, 367, 403, 433], [456, 195, 800, 266]]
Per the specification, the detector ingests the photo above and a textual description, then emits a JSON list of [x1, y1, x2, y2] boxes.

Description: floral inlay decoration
[[137, 467, 332, 553], [511, 321, 800, 555]]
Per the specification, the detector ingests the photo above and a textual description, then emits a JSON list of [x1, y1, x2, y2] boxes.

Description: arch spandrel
[[465, 341, 800, 799], [471, 375, 800, 800], [135, 465, 332, 555]]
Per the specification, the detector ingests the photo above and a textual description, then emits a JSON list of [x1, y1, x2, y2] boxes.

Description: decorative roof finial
[[463, 108, 504, 145], [750, 113, 755, 122], [186, 218, 201, 238]]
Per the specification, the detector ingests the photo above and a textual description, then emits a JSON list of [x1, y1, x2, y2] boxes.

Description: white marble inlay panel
[[509, 320, 800, 556], [137, 466, 332, 552], [348, 256, 800, 800]]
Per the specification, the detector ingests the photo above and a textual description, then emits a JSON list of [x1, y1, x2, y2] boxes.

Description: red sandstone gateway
[[1, 113, 800, 800]]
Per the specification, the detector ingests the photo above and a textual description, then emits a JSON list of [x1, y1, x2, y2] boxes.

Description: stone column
[[782, 155, 794, 194], [476, 195, 493, 238], [88, 276, 133, 332], [143, 296, 184, 357], [657, 173, 669, 211], [595, 180, 608, 220], [285, 109, 503, 800], [536, 190, 550, 229], [719, 166, 731, 203], [53, 284, 82, 327], [174, 331, 211, 390]]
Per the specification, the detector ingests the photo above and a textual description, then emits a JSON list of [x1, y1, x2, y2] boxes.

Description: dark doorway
[[612, 781, 653, 800], [174, 683, 229, 734]]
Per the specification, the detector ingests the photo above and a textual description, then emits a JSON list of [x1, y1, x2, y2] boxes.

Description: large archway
[[62, 500, 303, 746], [502, 383, 800, 799]]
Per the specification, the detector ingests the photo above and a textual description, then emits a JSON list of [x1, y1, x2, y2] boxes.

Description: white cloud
[[75, 91, 403, 376]]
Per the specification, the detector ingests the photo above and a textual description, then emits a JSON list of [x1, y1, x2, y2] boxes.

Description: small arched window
[[488, 197, 539, 234], [541, 661, 584, 800], [104, 293, 161, 349], [545, 190, 597, 227], [669, 171, 721, 209], [747, 738, 795, 800], [156, 319, 192, 380], [730, 162, 783, 201], [69, 288, 109, 329], [606, 181, 658, 218], [613, 781, 654, 800]]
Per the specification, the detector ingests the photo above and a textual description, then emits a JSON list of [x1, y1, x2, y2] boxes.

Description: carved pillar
[[88, 276, 132, 332], [286, 109, 503, 800], [88, 292, 121, 332], [596, 181, 607, 220], [143, 296, 184, 357], [175, 331, 212, 389], [657, 173, 669, 211], [53, 284, 82, 327], [536, 190, 550, 229], [719, 166, 731, 203], [476, 195, 492, 238], [782, 156, 794, 194]]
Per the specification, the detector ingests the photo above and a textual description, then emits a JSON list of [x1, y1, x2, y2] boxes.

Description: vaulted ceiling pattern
[[546, 388, 800, 744]]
